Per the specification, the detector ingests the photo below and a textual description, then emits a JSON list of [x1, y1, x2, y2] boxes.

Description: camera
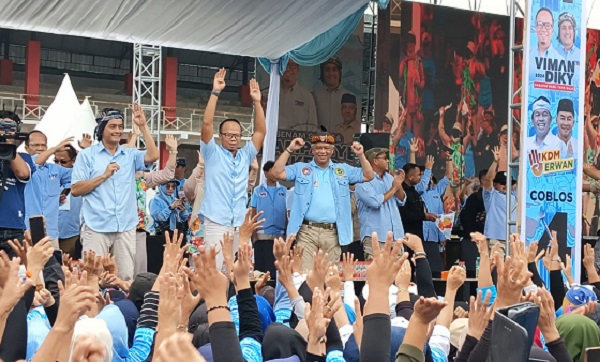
[[0, 119, 28, 161]]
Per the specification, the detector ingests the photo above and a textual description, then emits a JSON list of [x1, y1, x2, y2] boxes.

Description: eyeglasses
[[221, 133, 241, 140], [56, 159, 73, 165], [536, 21, 553, 30]]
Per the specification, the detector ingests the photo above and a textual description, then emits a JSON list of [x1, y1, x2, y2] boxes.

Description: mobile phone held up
[[29, 215, 47, 245]]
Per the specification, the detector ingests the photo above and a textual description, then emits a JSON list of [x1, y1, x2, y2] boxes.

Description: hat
[[311, 133, 335, 145], [566, 285, 598, 306], [72, 318, 113, 362], [128, 272, 157, 308], [452, 122, 463, 132], [322, 56, 342, 71], [176, 158, 186, 167], [450, 318, 469, 348], [558, 12, 576, 30], [493, 171, 516, 185], [166, 178, 180, 186], [557, 98, 575, 115], [365, 147, 388, 162], [341, 93, 357, 105], [500, 124, 509, 133], [384, 112, 394, 124], [532, 96, 551, 113]]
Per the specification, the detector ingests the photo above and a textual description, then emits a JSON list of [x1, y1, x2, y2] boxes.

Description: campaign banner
[[521, 0, 586, 282], [436, 212, 455, 240], [275, 129, 356, 165]]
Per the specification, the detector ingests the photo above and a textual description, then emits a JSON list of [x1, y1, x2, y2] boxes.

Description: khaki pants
[[204, 218, 239, 271], [59, 235, 78, 257], [489, 239, 507, 258], [134, 231, 147, 278], [296, 224, 340, 271], [82, 225, 136, 281], [362, 236, 386, 261]]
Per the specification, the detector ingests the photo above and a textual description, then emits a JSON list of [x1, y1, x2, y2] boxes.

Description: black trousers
[[254, 239, 277, 276], [423, 241, 443, 277]]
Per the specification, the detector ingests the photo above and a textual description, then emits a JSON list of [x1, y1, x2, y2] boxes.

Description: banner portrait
[[521, 0, 586, 281]]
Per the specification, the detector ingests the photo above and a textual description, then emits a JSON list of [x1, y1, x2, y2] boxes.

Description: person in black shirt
[[399, 162, 437, 242], [459, 169, 487, 275], [474, 111, 497, 173]]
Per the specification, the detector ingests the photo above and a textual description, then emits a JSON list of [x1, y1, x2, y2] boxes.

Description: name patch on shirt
[[302, 167, 312, 176], [259, 192, 267, 197]]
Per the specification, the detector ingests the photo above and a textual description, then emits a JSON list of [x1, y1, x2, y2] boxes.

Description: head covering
[[128, 272, 157, 311], [113, 298, 139, 348], [255, 295, 276, 332], [365, 148, 388, 163], [176, 158, 187, 167], [96, 304, 130, 362], [258, 286, 275, 307], [311, 133, 335, 145], [556, 314, 600, 362], [558, 12, 577, 31], [71, 318, 113, 362], [341, 93, 357, 105], [500, 124, 509, 134], [533, 96, 552, 113], [493, 171, 516, 185], [262, 323, 307, 361], [566, 285, 598, 306], [390, 327, 434, 362], [95, 109, 124, 141], [322, 56, 342, 71], [557, 98, 575, 115], [384, 112, 394, 125], [450, 318, 469, 348]]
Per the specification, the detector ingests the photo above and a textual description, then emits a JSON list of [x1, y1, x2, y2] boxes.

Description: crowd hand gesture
[[78, 133, 93, 149], [8, 238, 29, 269], [103, 162, 120, 180], [254, 271, 271, 295], [239, 209, 265, 244], [176, 273, 200, 325], [33, 288, 55, 308], [273, 234, 295, 264], [305, 287, 331, 355], [275, 255, 297, 296], [182, 245, 228, 310], [392, 170, 405, 191], [306, 250, 330, 292], [583, 244, 599, 283], [0, 257, 33, 316], [560, 254, 575, 286], [351, 141, 364, 156], [470, 232, 489, 256], [154, 333, 206, 362], [219, 232, 235, 279], [352, 298, 363, 349], [130, 103, 148, 128], [412, 297, 448, 325], [527, 241, 542, 264], [492, 146, 500, 163], [233, 242, 253, 290], [291, 244, 304, 274], [288, 138, 305, 152], [325, 265, 342, 291], [509, 234, 530, 271], [160, 229, 186, 277], [366, 231, 408, 293], [342, 252, 357, 282], [541, 230, 561, 271], [0, 252, 12, 291], [323, 287, 343, 320], [98, 271, 119, 289], [571, 300, 598, 316], [495, 254, 532, 308], [454, 306, 469, 319], [212, 68, 226, 93], [446, 266, 466, 291], [26, 237, 54, 282], [102, 254, 118, 275], [525, 287, 560, 343], [403, 233, 424, 253], [157, 274, 182, 343], [165, 134, 178, 151], [82, 250, 104, 278], [55, 273, 96, 333], [467, 290, 493, 340], [409, 138, 419, 154], [69, 334, 109, 362], [395, 259, 412, 290], [62, 253, 73, 272], [425, 155, 435, 170], [249, 78, 261, 103]]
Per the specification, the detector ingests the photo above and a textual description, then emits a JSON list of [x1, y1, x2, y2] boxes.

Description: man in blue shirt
[[200, 69, 266, 270], [270, 133, 374, 270], [71, 104, 159, 280], [55, 146, 83, 258], [482, 146, 517, 256], [355, 148, 406, 260], [0, 110, 34, 257], [250, 161, 287, 276], [421, 158, 453, 274]]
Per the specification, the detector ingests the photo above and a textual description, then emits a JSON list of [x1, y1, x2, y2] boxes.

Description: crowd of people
[[0, 65, 598, 362]]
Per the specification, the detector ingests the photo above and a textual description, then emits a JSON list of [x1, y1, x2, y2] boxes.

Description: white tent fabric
[[18, 74, 97, 154], [0, 0, 368, 59], [408, 0, 600, 30]]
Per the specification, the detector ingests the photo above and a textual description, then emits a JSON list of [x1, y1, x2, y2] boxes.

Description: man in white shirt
[[556, 98, 577, 158], [279, 59, 319, 132], [524, 96, 565, 154]]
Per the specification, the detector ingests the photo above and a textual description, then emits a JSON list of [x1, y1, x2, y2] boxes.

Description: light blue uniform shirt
[[200, 138, 258, 227], [304, 167, 337, 223], [24, 156, 71, 240], [483, 187, 517, 241], [250, 183, 287, 236], [71, 143, 147, 233], [286, 160, 363, 246], [422, 177, 451, 242], [355, 172, 406, 241], [58, 193, 83, 239]]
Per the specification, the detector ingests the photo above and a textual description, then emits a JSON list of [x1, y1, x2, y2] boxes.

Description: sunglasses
[[56, 159, 73, 165]]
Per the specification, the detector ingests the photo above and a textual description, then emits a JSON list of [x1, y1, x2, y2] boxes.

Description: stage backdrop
[[521, 0, 586, 282]]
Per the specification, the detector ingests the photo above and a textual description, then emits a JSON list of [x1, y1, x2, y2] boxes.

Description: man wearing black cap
[[312, 57, 349, 132], [333, 93, 361, 145], [556, 98, 577, 157], [175, 157, 187, 186], [482, 146, 517, 255], [72, 103, 159, 280], [270, 133, 373, 269]]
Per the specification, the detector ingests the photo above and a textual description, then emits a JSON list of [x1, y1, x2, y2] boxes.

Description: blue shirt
[[25, 156, 72, 240], [304, 167, 337, 223], [286, 160, 363, 246], [250, 183, 287, 236], [483, 187, 517, 241], [422, 177, 451, 242], [355, 172, 406, 241], [200, 138, 258, 227], [58, 193, 83, 239], [71, 143, 148, 233], [0, 153, 34, 230], [394, 131, 414, 171]]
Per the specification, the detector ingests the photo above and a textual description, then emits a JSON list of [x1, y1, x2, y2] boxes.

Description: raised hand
[[527, 241, 540, 264], [130, 103, 148, 128], [583, 243, 597, 273], [157, 274, 182, 344], [367, 231, 408, 291], [341, 252, 357, 282], [412, 297, 448, 324], [161, 229, 186, 276], [239, 209, 265, 244], [290, 244, 303, 274], [560, 254, 574, 285], [180, 274, 201, 326], [470, 232, 489, 256], [395, 259, 412, 290], [70, 334, 109, 362], [403, 233, 425, 253], [305, 287, 330, 353], [249, 78, 261, 103], [495, 254, 532, 308], [526, 287, 560, 343], [0, 257, 33, 315], [165, 134, 178, 151], [446, 265, 466, 291], [78, 133, 93, 149], [454, 306, 469, 319], [82, 250, 104, 277], [425, 155, 435, 170], [212, 68, 226, 93], [351, 141, 364, 155], [467, 290, 493, 340], [102, 254, 118, 275], [288, 138, 305, 152], [325, 265, 342, 291], [492, 146, 501, 163], [182, 245, 228, 308], [323, 287, 343, 320], [307, 250, 330, 292], [154, 333, 206, 362], [409, 138, 419, 153], [55, 279, 97, 332], [254, 271, 270, 295], [220, 232, 235, 277], [233, 242, 253, 290]]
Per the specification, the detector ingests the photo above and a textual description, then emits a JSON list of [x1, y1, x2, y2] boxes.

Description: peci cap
[[341, 93, 357, 105], [493, 171, 516, 185], [557, 98, 575, 115], [176, 158, 186, 167]]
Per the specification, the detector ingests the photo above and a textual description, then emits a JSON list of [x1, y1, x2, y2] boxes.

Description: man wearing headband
[[557, 12, 580, 61], [279, 59, 319, 132], [71, 103, 159, 281], [312, 56, 349, 132], [0, 110, 34, 257], [333, 93, 361, 145], [270, 133, 374, 269], [200, 69, 266, 270], [525, 96, 566, 154]]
